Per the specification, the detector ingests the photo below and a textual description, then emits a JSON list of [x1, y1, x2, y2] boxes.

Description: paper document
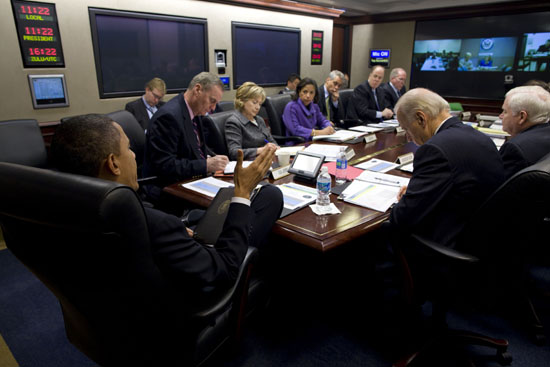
[[276, 183, 317, 210], [181, 177, 233, 197], [313, 129, 367, 142], [223, 161, 252, 174], [475, 126, 510, 138], [349, 125, 383, 133], [355, 170, 410, 187], [303, 144, 355, 161], [398, 162, 414, 173], [354, 158, 399, 173], [277, 146, 305, 156], [340, 180, 400, 212]]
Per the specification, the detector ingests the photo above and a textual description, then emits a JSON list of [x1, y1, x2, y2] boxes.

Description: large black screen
[[232, 22, 300, 88], [89, 8, 208, 98], [410, 11, 550, 100]]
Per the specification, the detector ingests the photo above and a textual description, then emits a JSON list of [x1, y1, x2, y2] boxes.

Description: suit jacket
[[317, 84, 344, 123], [225, 111, 276, 160], [143, 93, 215, 199], [379, 82, 406, 110], [389, 117, 506, 248], [145, 202, 249, 292], [500, 123, 550, 179], [125, 97, 165, 131], [346, 81, 389, 123]]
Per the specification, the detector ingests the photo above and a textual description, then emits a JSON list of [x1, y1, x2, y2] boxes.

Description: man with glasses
[[317, 70, 345, 125], [125, 77, 166, 131], [379, 68, 407, 110]]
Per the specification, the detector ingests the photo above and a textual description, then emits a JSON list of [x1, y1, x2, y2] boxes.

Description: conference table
[[164, 131, 417, 252]]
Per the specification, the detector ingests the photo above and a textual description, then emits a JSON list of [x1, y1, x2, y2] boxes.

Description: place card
[[364, 134, 377, 143]]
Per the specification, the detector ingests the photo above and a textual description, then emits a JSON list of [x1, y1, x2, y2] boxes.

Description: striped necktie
[[192, 116, 205, 159], [325, 97, 331, 120]]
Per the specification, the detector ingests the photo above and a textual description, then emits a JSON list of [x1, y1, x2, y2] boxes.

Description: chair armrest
[[273, 135, 306, 145], [192, 246, 259, 319], [411, 234, 479, 263]]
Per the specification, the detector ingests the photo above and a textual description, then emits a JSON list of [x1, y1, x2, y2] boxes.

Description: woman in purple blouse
[[282, 78, 334, 142]]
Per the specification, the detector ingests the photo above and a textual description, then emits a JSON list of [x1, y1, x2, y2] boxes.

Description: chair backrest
[[338, 89, 354, 119], [106, 110, 146, 175], [202, 110, 235, 156], [217, 100, 235, 112], [0, 162, 182, 365], [0, 119, 48, 168], [263, 94, 292, 136]]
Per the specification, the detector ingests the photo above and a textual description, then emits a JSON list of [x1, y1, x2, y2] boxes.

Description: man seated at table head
[[51, 113, 283, 292], [125, 77, 166, 131], [143, 71, 230, 202], [390, 88, 506, 247], [317, 70, 345, 124], [279, 73, 301, 94], [346, 65, 393, 123], [499, 85, 550, 179], [379, 67, 407, 110]]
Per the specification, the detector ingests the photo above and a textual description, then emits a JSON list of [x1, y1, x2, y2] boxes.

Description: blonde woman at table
[[226, 82, 279, 160], [282, 77, 334, 142]]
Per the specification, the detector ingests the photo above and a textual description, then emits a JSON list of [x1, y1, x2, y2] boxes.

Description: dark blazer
[[145, 203, 249, 291], [225, 111, 276, 161], [125, 97, 165, 131], [143, 93, 215, 199], [389, 117, 506, 247], [379, 82, 406, 110], [317, 84, 344, 123], [346, 80, 389, 123], [500, 123, 550, 179]]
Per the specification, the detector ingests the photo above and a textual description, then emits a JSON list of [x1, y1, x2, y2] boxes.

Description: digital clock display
[[11, 0, 64, 67]]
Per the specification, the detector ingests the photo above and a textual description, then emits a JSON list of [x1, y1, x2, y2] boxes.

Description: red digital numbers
[[313, 43, 322, 49], [24, 27, 54, 36], [29, 47, 57, 56], [312, 54, 321, 59], [20, 5, 50, 15]]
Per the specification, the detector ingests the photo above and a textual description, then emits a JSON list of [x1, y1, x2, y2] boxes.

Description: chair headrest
[[0, 119, 48, 168], [106, 110, 145, 165]]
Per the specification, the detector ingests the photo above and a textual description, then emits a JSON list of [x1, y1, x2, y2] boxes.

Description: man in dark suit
[[499, 85, 550, 179], [346, 65, 393, 123], [379, 68, 407, 110], [51, 113, 283, 293], [389, 88, 506, 247], [125, 77, 166, 131], [317, 70, 345, 124], [143, 72, 230, 201], [279, 73, 300, 94]]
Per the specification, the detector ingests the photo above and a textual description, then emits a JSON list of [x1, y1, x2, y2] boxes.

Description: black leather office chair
[[335, 88, 354, 128], [202, 110, 235, 157], [0, 162, 258, 366], [0, 119, 48, 168], [217, 101, 235, 112], [263, 94, 305, 145], [106, 110, 146, 174], [392, 153, 550, 366]]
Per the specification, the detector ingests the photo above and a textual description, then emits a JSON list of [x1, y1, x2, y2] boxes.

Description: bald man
[[499, 85, 550, 179], [346, 66, 393, 123]]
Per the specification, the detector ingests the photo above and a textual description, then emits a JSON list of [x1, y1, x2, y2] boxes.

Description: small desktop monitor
[[370, 49, 390, 68], [28, 74, 69, 109]]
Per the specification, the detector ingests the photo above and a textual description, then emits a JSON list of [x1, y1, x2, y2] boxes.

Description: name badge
[[395, 126, 405, 134], [396, 152, 414, 165], [364, 134, 377, 143], [271, 165, 290, 180]]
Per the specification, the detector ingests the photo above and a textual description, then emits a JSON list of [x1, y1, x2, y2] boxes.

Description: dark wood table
[[164, 132, 417, 252]]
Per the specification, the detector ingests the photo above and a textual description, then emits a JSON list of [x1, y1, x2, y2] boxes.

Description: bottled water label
[[336, 160, 347, 169], [317, 181, 330, 193]]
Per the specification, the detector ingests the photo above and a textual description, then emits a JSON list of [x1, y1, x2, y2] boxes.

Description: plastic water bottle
[[335, 147, 348, 185], [316, 166, 331, 210]]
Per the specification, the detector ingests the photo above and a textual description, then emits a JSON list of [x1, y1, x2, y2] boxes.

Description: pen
[[264, 139, 269, 144], [374, 177, 400, 185]]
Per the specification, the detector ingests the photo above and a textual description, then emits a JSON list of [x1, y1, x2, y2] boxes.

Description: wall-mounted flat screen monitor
[[28, 74, 69, 109], [232, 22, 300, 88], [370, 49, 390, 67], [410, 11, 550, 99], [89, 8, 208, 98]]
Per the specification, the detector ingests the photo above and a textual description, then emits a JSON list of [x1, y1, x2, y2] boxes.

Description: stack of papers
[[303, 144, 355, 161], [277, 183, 317, 211], [181, 177, 233, 197], [277, 146, 304, 156], [354, 158, 399, 173], [349, 125, 383, 133], [313, 129, 367, 142], [223, 161, 252, 174], [475, 126, 510, 138]]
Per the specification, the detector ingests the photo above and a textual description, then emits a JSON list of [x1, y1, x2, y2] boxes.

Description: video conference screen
[[89, 8, 208, 98], [410, 11, 550, 99], [232, 22, 300, 88]]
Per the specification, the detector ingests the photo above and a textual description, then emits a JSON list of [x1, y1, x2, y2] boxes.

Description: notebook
[[193, 187, 234, 245]]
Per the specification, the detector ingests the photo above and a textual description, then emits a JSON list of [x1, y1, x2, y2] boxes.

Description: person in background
[[317, 70, 345, 125], [379, 67, 407, 110], [279, 73, 301, 94], [282, 78, 334, 142], [524, 79, 550, 93], [125, 77, 166, 131], [143, 72, 229, 202], [51, 113, 283, 294], [499, 85, 550, 179], [458, 52, 474, 71], [347, 66, 393, 123], [225, 82, 278, 161]]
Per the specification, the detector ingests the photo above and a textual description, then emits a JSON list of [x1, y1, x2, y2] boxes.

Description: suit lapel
[[179, 94, 203, 160]]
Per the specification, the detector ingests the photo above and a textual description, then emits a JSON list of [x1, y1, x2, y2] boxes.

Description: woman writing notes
[[225, 82, 278, 160], [282, 78, 334, 142]]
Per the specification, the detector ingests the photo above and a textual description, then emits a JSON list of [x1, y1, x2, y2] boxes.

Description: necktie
[[192, 116, 205, 159], [373, 90, 381, 110], [325, 97, 331, 121]]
